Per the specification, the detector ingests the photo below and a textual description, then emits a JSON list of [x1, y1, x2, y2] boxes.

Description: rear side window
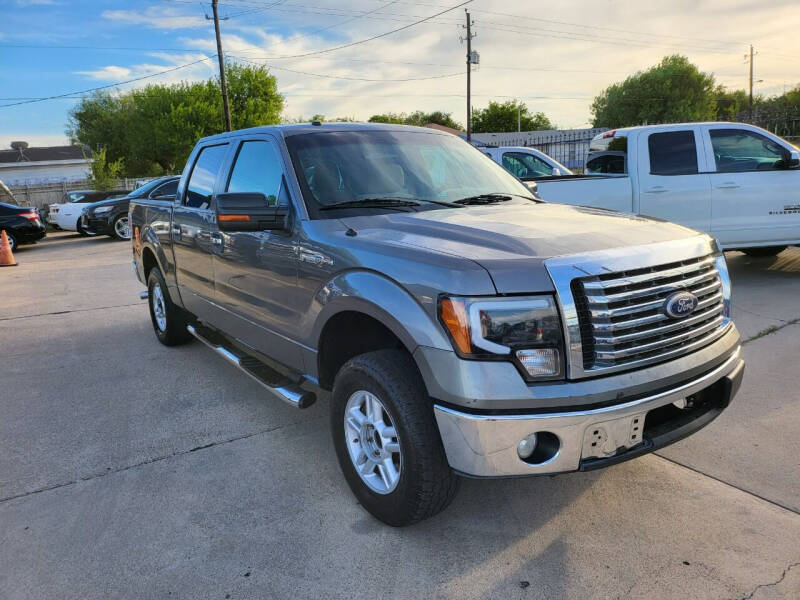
[[709, 129, 786, 172], [502, 152, 553, 178], [226, 140, 285, 206], [586, 153, 626, 174], [648, 131, 698, 175], [185, 144, 228, 208]]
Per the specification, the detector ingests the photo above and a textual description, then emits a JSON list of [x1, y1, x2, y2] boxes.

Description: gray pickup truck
[[131, 123, 744, 526]]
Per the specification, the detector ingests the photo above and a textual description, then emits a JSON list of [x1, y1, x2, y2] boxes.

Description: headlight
[[438, 295, 565, 380], [93, 206, 113, 214]]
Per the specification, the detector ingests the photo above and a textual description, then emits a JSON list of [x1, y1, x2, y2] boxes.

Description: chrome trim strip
[[594, 305, 723, 344], [584, 269, 718, 303], [588, 281, 721, 319], [591, 293, 722, 332], [594, 316, 725, 359]]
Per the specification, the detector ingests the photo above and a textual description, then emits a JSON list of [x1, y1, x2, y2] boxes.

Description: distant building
[[467, 128, 608, 170], [424, 123, 464, 136], [0, 142, 90, 185]]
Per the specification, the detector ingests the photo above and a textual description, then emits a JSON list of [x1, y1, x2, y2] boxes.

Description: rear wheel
[[3, 230, 17, 251], [147, 267, 193, 346], [742, 246, 786, 257], [331, 349, 459, 526], [111, 215, 131, 240]]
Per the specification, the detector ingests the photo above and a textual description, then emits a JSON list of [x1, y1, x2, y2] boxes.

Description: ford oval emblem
[[664, 291, 699, 319]]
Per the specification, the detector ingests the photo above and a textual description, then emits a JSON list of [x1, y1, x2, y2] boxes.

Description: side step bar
[[186, 324, 316, 409]]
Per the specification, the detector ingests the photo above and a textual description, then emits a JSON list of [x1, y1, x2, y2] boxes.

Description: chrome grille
[[572, 254, 727, 372]]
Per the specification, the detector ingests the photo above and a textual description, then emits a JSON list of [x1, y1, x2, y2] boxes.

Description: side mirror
[[551, 167, 561, 176], [788, 150, 800, 169], [216, 192, 289, 232]]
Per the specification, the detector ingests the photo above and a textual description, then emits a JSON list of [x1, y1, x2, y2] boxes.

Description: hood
[[86, 195, 131, 211], [340, 199, 705, 293]]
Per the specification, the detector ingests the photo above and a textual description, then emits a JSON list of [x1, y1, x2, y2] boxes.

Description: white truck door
[[637, 128, 712, 234], [703, 125, 800, 248]]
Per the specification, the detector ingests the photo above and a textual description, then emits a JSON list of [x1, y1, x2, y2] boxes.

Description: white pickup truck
[[533, 123, 800, 256]]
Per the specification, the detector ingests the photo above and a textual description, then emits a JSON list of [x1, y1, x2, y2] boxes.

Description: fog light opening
[[517, 431, 560, 465]]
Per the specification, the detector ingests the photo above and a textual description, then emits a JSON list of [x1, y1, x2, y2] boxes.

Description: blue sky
[[2, 0, 799, 149]]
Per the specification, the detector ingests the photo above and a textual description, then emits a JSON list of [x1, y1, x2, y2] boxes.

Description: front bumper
[[434, 347, 744, 477], [81, 214, 113, 235]]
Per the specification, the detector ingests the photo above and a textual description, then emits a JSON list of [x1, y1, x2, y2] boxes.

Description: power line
[[231, 55, 463, 81], [0, 57, 214, 108]]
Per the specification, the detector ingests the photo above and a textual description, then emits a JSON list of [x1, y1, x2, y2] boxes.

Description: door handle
[[644, 186, 668, 194], [715, 182, 740, 189]]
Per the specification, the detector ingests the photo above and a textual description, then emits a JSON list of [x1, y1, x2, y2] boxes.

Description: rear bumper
[[434, 347, 744, 477]]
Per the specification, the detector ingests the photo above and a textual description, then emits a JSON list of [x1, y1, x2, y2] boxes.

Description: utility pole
[[748, 44, 754, 122], [462, 10, 476, 142], [517, 103, 521, 132], [209, 0, 232, 132]]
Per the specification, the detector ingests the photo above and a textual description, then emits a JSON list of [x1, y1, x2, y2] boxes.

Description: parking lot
[[1, 231, 799, 599]]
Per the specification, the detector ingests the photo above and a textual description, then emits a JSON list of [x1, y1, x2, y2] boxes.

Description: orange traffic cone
[[0, 230, 18, 267]]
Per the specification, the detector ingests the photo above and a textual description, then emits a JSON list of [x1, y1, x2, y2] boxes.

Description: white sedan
[[48, 190, 127, 235]]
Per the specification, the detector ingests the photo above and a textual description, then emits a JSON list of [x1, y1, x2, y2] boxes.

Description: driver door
[[703, 126, 800, 246]]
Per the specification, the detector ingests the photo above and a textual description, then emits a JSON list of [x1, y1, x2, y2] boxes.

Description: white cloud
[[102, 6, 208, 30]]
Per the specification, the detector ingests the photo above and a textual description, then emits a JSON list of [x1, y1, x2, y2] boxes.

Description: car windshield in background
[[285, 130, 534, 218]]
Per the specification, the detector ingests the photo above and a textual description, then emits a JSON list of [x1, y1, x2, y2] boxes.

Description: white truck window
[[648, 131, 698, 175], [709, 129, 786, 173]]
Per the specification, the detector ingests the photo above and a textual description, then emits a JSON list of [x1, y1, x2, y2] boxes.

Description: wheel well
[[142, 247, 158, 281], [317, 311, 409, 390]]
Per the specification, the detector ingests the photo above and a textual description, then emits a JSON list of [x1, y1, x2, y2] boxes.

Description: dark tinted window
[[710, 129, 786, 172], [648, 131, 698, 175], [586, 152, 626, 174], [185, 144, 228, 208], [226, 140, 285, 206], [151, 179, 178, 198]]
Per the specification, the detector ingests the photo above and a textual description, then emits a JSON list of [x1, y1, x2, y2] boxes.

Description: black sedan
[[81, 176, 179, 240], [0, 202, 46, 251]]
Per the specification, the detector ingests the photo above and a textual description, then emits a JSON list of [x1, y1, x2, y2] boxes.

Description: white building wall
[[0, 161, 90, 185]]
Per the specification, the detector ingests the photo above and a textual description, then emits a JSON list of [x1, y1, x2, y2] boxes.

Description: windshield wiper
[[319, 198, 420, 211], [319, 197, 462, 211], [454, 193, 513, 205]]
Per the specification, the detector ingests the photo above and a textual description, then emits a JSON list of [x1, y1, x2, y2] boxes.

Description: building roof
[[0, 145, 88, 164], [424, 123, 464, 136]]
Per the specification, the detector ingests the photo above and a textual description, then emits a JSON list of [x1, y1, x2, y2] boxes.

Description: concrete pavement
[[1, 232, 798, 599]]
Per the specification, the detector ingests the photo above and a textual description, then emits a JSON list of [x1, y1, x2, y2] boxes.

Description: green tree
[[85, 147, 124, 191], [713, 86, 749, 121], [368, 110, 462, 129], [590, 55, 717, 128], [67, 62, 283, 176], [471, 100, 553, 133]]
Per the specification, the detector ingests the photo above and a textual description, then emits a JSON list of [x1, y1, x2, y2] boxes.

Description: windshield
[[285, 130, 534, 218]]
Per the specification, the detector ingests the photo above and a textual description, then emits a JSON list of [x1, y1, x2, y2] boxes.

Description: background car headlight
[[93, 206, 114, 215], [439, 295, 564, 380]]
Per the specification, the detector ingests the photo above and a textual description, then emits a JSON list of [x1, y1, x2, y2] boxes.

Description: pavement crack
[[654, 455, 799, 516], [742, 318, 800, 344], [0, 303, 143, 321], [0, 418, 316, 505], [738, 561, 800, 600]]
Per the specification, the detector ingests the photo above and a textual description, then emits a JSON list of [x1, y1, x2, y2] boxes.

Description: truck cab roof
[[198, 122, 445, 145]]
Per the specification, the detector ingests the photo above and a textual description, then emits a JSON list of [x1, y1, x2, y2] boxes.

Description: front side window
[[648, 131, 698, 175], [226, 140, 285, 206], [151, 179, 178, 198], [286, 131, 533, 219], [185, 144, 228, 208], [502, 152, 553, 178], [709, 129, 786, 172]]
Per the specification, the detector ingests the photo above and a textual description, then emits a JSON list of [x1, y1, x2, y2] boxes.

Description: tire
[[742, 246, 786, 257], [110, 214, 131, 241], [76, 218, 91, 237], [331, 349, 459, 526], [3, 230, 17, 251], [147, 267, 193, 346]]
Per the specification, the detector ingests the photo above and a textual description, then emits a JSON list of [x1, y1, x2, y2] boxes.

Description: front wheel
[[147, 267, 193, 346], [742, 246, 786, 257], [331, 349, 459, 526], [111, 215, 131, 240]]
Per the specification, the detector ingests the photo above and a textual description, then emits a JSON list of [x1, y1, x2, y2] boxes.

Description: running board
[[186, 324, 316, 409]]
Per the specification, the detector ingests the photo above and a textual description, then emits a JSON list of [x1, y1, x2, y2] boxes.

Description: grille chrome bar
[[594, 315, 725, 358], [591, 292, 723, 333], [581, 256, 716, 292], [588, 280, 721, 320], [584, 269, 718, 304]]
